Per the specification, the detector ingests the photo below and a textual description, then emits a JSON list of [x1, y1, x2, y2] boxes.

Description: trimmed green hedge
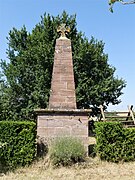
[[95, 122, 135, 162], [0, 121, 36, 169]]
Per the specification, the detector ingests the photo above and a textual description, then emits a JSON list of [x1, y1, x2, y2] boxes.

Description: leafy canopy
[[0, 11, 126, 120]]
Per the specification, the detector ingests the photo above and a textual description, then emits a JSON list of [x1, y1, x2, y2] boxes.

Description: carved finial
[[57, 24, 70, 38]]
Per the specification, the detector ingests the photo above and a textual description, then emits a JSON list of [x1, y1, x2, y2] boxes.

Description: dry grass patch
[[1, 156, 135, 180]]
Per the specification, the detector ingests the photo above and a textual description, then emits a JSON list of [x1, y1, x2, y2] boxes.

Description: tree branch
[[120, 0, 135, 5], [109, 0, 135, 12]]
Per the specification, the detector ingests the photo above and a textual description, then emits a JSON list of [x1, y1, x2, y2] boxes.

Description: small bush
[[49, 136, 86, 166], [95, 122, 135, 162], [0, 121, 36, 169]]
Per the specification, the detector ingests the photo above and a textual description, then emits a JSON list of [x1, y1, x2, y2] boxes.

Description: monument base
[[35, 109, 92, 154]]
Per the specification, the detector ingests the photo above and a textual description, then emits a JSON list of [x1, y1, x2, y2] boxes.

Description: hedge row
[[0, 121, 36, 169], [95, 122, 135, 162]]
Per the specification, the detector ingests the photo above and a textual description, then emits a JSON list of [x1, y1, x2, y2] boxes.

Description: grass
[[49, 136, 86, 166], [1, 156, 135, 180]]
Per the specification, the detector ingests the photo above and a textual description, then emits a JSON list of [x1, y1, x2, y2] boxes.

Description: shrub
[[0, 121, 36, 169], [49, 136, 86, 166], [95, 122, 135, 162], [122, 128, 135, 161]]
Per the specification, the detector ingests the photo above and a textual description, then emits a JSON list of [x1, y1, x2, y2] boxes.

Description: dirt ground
[[1, 156, 135, 180]]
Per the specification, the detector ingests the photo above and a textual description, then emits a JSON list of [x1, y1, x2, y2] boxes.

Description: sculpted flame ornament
[[57, 24, 70, 38]]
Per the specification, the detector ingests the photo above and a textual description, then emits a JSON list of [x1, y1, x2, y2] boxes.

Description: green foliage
[[95, 122, 135, 162], [0, 142, 7, 148], [49, 136, 86, 166], [0, 121, 36, 169], [0, 11, 126, 120]]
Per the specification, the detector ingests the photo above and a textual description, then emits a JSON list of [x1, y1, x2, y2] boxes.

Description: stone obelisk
[[49, 24, 76, 109], [35, 24, 92, 154]]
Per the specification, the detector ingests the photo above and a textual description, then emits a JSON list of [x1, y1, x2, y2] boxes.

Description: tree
[[109, 0, 135, 12], [0, 11, 126, 120]]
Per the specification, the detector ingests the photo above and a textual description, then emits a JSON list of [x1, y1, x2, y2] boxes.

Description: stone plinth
[[35, 109, 92, 151], [49, 38, 76, 109]]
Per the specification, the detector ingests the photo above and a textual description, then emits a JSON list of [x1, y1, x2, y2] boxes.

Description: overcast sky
[[0, 0, 135, 111]]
